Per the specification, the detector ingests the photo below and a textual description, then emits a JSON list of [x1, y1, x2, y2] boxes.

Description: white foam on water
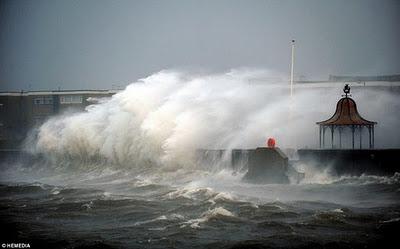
[[133, 215, 168, 226], [182, 207, 236, 229], [134, 213, 185, 227], [382, 217, 400, 223]]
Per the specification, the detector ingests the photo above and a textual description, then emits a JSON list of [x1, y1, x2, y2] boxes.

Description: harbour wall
[[2, 148, 398, 183], [297, 149, 400, 176], [196, 148, 293, 183]]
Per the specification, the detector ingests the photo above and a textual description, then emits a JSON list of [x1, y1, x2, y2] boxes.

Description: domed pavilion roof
[[317, 85, 376, 126]]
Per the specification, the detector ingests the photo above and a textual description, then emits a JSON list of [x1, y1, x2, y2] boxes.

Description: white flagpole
[[290, 39, 295, 98], [289, 39, 296, 150]]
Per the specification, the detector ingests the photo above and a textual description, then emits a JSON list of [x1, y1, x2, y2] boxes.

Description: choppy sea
[[0, 159, 399, 249]]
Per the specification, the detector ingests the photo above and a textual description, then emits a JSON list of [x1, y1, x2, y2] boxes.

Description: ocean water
[[1, 70, 399, 248], [0, 160, 399, 249]]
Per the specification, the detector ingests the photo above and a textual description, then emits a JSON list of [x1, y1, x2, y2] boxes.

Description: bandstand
[[317, 84, 377, 149]]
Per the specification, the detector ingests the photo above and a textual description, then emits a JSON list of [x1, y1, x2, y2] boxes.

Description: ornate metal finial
[[343, 84, 351, 97]]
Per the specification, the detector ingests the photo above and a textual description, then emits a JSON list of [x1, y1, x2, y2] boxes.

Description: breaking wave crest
[[182, 207, 236, 229], [22, 69, 400, 180], [295, 162, 400, 186], [331, 172, 400, 185]]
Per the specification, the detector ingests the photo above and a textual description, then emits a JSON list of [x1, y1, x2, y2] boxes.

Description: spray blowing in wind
[[23, 69, 400, 178]]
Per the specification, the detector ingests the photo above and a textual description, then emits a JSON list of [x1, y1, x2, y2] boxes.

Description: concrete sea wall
[[196, 148, 292, 183], [297, 149, 400, 176]]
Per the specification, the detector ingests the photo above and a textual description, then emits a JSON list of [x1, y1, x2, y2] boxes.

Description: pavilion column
[[372, 126, 375, 148], [319, 125, 321, 148], [352, 125, 355, 149], [322, 126, 326, 148], [331, 125, 334, 149], [339, 127, 342, 149], [368, 126, 372, 149], [359, 125, 362, 149]]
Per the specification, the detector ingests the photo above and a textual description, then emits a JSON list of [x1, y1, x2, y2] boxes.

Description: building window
[[60, 95, 83, 104], [34, 98, 43, 105], [33, 97, 53, 105], [44, 97, 53, 104]]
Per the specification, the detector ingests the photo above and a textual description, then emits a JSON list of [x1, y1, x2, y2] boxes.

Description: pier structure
[[317, 84, 377, 149]]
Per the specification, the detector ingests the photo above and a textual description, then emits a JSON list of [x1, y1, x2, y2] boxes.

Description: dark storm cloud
[[0, 0, 399, 91]]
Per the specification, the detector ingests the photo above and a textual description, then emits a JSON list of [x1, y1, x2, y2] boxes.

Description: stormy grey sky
[[0, 0, 399, 91]]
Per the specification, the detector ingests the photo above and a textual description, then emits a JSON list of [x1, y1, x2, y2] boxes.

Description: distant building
[[328, 74, 400, 82], [0, 90, 118, 149]]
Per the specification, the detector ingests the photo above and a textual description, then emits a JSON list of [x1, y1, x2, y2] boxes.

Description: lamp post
[[290, 39, 295, 98], [288, 39, 296, 148]]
